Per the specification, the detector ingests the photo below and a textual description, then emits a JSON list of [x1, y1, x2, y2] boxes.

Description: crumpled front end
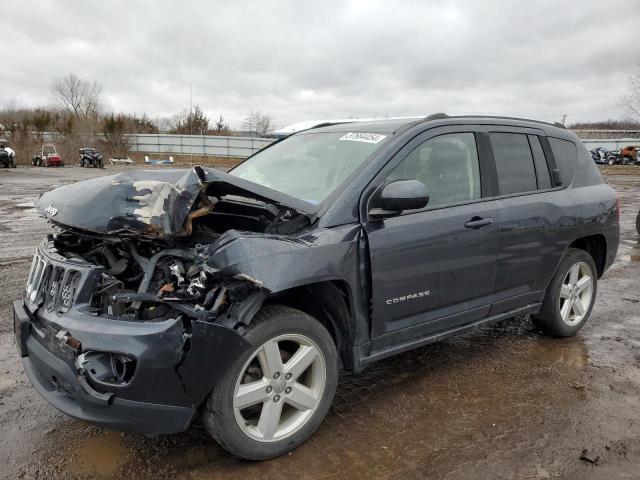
[[15, 236, 258, 433], [17, 166, 314, 433]]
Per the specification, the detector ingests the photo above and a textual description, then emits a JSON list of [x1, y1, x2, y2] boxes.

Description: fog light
[[110, 353, 136, 383], [80, 351, 137, 385]]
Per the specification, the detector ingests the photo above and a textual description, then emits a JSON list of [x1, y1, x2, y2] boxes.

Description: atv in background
[[79, 147, 103, 168], [0, 138, 16, 168], [32, 144, 63, 167]]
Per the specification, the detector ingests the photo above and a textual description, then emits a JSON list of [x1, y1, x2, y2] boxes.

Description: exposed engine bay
[[40, 167, 312, 324]]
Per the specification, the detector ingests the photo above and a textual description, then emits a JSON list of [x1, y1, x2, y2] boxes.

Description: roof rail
[[421, 114, 568, 130], [424, 113, 449, 121]]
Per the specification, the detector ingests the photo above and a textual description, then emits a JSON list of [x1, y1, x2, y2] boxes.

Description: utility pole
[[561, 114, 567, 126], [189, 84, 193, 166]]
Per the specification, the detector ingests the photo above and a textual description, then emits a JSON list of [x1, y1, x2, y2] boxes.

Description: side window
[[387, 132, 481, 209], [490, 132, 537, 195], [548, 137, 576, 185], [529, 135, 551, 189]]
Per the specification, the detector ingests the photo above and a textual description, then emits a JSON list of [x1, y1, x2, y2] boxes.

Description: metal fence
[[35, 132, 275, 159], [126, 134, 274, 158]]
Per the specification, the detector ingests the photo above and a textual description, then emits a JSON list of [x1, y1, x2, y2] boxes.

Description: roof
[[297, 118, 421, 134], [280, 114, 568, 137], [274, 117, 423, 136]]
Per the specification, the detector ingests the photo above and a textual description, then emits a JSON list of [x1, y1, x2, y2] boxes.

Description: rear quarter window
[[548, 137, 577, 185]]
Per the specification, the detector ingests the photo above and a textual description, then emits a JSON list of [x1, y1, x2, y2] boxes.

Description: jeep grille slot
[[26, 252, 82, 311], [58, 270, 80, 313]]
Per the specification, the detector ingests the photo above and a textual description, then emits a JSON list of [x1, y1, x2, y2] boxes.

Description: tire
[[532, 248, 597, 336], [608, 158, 616, 165], [10, 156, 16, 168], [80, 158, 85, 167], [624, 156, 632, 165], [203, 305, 338, 460]]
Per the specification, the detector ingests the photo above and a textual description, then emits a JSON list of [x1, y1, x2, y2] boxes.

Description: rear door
[[364, 127, 499, 344], [484, 127, 569, 314]]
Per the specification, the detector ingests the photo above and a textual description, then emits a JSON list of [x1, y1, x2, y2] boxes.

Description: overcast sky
[[2, 0, 639, 129]]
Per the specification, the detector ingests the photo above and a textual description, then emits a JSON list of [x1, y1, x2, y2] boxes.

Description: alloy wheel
[[233, 334, 326, 442], [558, 261, 593, 326]]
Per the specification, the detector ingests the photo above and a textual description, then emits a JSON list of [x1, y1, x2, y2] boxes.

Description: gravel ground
[[0, 165, 639, 480]]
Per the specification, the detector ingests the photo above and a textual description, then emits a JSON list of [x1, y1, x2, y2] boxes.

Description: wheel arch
[[238, 280, 355, 370], [568, 234, 607, 278]]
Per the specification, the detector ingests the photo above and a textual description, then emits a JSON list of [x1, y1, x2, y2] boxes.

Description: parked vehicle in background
[[590, 147, 618, 165], [79, 147, 103, 168], [14, 115, 619, 460], [0, 138, 16, 168], [32, 144, 63, 167], [619, 145, 639, 165], [110, 157, 134, 165]]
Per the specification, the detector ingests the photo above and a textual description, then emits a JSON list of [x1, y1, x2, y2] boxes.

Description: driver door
[[364, 129, 499, 345]]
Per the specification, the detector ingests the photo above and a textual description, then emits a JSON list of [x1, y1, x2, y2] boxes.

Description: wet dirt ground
[[0, 166, 639, 479]]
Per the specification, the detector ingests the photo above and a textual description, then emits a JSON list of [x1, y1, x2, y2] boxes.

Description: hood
[[36, 166, 314, 237]]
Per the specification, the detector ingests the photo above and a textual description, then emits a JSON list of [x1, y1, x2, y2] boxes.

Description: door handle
[[465, 216, 493, 229]]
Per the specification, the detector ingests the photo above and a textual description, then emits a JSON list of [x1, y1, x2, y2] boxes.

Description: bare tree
[[626, 80, 640, 119], [51, 74, 102, 120], [171, 105, 209, 135], [212, 115, 230, 135], [102, 113, 131, 157], [623, 64, 640, 119], [242, 110, 273, 137]]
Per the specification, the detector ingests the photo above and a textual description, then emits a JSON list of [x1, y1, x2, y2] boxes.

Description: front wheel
[[10, 156, 16, 168], [532, 248, 597, 336], [203, 305, 338, 460]]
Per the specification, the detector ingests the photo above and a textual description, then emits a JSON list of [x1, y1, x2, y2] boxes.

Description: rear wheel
[[532, 248, 597, 336], [203, 305, 338, 460], [10, 156, 16, 168]]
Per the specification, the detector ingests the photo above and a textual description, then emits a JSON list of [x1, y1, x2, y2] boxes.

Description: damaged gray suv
[[14, 115, 619, 460]]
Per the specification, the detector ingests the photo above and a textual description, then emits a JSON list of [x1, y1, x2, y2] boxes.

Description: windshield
[[230, 131, 388, 204]]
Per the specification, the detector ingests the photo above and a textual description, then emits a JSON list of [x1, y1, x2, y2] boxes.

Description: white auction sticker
[[338, 132, 387, 144]]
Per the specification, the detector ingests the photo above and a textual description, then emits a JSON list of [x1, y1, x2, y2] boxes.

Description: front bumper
[[14, 243, 252, 434]]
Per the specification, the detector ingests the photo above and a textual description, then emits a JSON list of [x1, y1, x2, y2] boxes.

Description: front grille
[[26, 251, 82, 313]]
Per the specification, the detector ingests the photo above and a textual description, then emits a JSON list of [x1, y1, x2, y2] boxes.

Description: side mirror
[[369, 180, 430, 218]]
